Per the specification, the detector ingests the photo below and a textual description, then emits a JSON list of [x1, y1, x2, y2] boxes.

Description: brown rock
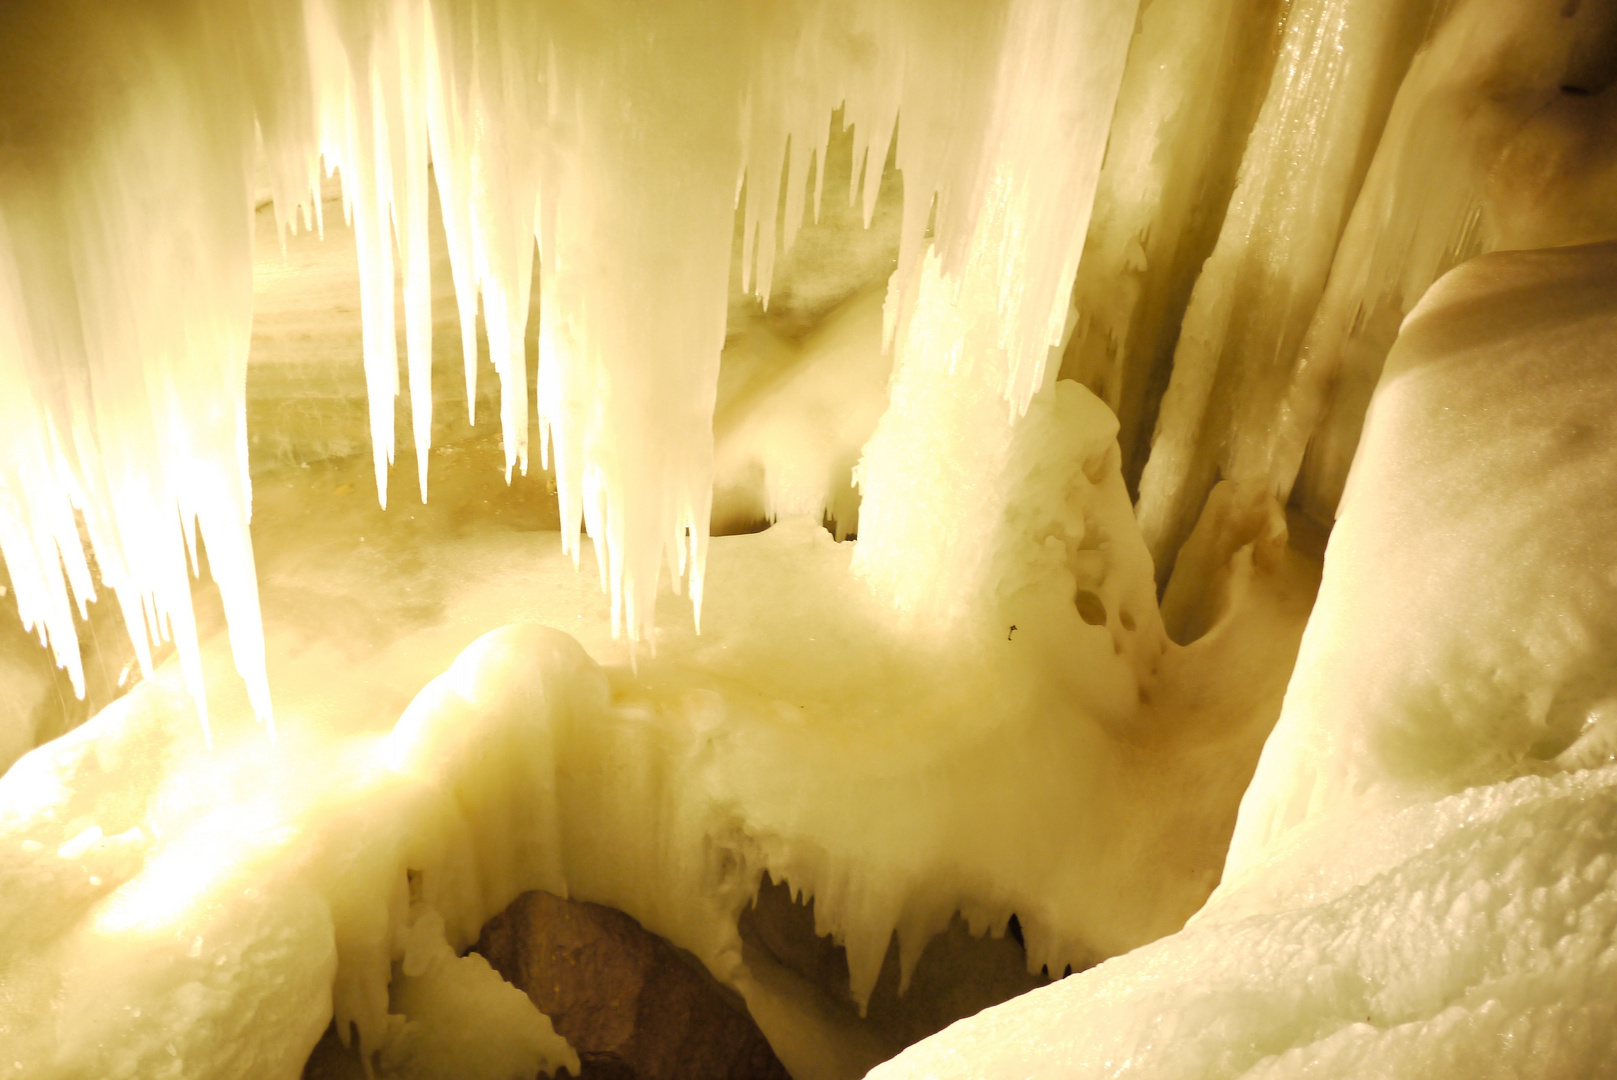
[[475, 891, 791, 1080]]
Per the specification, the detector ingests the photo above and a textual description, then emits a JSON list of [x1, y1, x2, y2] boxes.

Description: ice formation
[[871, 238, 1617, 1080], [0, 0, 1142, 725], [1131, 0, 1617, 580], [0, 379, 1315, 1079], [712, 287, 891, 537], [4, 0, 1617, 1077]]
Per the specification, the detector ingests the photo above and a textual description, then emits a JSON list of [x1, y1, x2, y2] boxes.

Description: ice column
[[852, 0, 1139, 631], [1061, 0, 1289, 493], [1276, 0, 1617, 521], [1132, 0, 1440, 579]]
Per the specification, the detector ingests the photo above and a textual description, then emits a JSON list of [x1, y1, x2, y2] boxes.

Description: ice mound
[[0, 627, 593, 1080], [873, 241, 1617, 1080], [1230, 239, 1617, 869]]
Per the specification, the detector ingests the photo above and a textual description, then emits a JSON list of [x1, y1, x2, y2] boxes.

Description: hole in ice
[[1562, 84, 1594, 96], [1074, 590, 1108, 627], [1119, 609, 1136, 632]]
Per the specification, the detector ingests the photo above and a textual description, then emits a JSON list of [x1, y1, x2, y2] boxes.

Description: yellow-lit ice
[[870, 241, 1617, 1080], [0, 0, 1139, 727], [0, 379, 1311, 1080], [4, 0, 1617, 1077]]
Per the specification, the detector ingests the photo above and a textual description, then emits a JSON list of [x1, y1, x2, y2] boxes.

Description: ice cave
[[2, 0, 1616, 1076]]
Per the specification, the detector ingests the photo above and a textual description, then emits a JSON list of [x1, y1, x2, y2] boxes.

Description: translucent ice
[[0, 0, 1147, 732]]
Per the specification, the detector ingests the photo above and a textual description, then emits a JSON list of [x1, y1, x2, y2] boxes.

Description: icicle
[[0, 2, 282, 733], [305, 0, 441, 509]]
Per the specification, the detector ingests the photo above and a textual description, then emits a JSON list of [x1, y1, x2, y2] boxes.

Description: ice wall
[[1279, 0, 1617, 523], [1125, 0, 1617, 579]]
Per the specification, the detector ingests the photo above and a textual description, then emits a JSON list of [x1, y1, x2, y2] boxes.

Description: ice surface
[[873, 766, 1617, 1079], [379, 910, 578, 1080], [1229, 241, 1617, 874], [0, 625, 600, 1080]]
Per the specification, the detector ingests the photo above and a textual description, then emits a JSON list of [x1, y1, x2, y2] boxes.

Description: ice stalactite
[[1132, 0, 1442, 579], [0, 1, 280, 735], [0, 0, 1150, 726], [525, 5, 750, 643], [304, 0, 438, 508]]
